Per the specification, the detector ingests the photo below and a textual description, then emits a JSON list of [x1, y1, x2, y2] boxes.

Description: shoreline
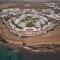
[[0, 39, 60, 53], [0, 2, 60, 54]]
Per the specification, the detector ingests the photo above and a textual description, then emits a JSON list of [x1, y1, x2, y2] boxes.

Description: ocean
[[0, 38, 60, 60], [0, 43, 60, 60]]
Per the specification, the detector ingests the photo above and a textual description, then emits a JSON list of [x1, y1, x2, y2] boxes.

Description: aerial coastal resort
[[0, 2, 60, 52], [0, 4, 60, 37], [1, 8, 54, 37]]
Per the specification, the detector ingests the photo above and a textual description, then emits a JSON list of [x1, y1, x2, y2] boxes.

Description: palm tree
[[26, 21, 35, 27]]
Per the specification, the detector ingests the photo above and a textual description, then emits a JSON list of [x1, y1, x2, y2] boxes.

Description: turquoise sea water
[[0, 44, 60, 60], [0, 46, 23, 60]]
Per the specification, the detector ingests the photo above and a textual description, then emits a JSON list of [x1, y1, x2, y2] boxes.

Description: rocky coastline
[[0, 39, 60, 60], [0, 36, 60, 53]]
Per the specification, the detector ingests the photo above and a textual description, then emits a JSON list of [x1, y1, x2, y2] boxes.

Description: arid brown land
[[0, 2, 60, 46]]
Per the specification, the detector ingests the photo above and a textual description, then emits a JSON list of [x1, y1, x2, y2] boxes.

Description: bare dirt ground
[[0, 20, 60, 46], [0, 2, 43, 10], [0, 2, 60, 46], [0, 2, 18, 8], [24, 24, 60, 45]]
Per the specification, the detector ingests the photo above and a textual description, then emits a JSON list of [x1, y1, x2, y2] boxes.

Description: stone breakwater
[[0, 37, 60, 53], [6, 43, 60, 53], [21, 44, 60, 53]]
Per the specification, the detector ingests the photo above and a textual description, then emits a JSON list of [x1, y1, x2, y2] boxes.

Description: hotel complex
[[0, 2, 60, 37]]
